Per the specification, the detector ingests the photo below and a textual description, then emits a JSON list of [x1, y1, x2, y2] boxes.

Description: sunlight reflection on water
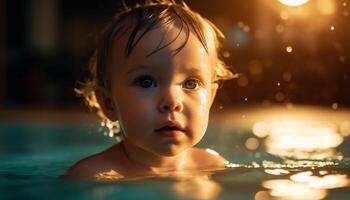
[[250, 115, 348, 160], [261, 179, 328, 200], [214, 106, 350, 200], [278, 0, 310, 7], [249, 107, 350, 199], [257, 171, 350, 200], [172, 176, 222, 200]]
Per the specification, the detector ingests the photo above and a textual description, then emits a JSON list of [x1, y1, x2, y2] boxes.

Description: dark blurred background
[[1, 0, 349, 110]]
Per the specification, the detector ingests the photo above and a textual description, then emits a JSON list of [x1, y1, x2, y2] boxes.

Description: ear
[[209, 83, 218, 106], [95, 88, 118, 121]]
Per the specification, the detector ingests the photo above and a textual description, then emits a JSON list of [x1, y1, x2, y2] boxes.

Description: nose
[[158, 86, 183, 113]]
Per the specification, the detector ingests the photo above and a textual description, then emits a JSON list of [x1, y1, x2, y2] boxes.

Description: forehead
[[109, 21, 217, 73]]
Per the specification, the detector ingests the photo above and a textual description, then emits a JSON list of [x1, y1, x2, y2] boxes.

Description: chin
[[153, 145, 186, 157]]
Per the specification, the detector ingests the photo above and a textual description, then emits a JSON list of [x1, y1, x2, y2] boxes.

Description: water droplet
[[219, 105, 224, 110], [244, 97, 248, 101], [251, 162, 260, 168], [109, 131, 114, 137], [330, 26, 335, 30], [277, 82, 281, 86], [343, 2, 347, 6], [286, 46, 293, 53], [115, 136, 122, 143], [332, 103, 338, 110]]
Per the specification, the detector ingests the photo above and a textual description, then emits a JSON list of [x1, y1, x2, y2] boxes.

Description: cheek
[[188, 89, 211, 118], [114, 94, 156, 133], [198, 90, 211, 114], [114, 89, 154, 115], [187, 90, 211, 127]]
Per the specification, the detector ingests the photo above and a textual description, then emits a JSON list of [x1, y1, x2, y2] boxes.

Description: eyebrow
[[125, 64, 209, 76], [184, 65, 211, 78], [125, 64, 152, 75], [185, 67, 207, 75]]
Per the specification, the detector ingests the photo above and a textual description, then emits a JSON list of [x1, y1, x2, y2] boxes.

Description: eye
[[183, 79, 200, 90], [134, 75, 157, 88]]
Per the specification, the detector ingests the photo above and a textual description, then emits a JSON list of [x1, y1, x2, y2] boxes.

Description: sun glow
[[278, 0, 310, 7], [264, 120, 344, 159]]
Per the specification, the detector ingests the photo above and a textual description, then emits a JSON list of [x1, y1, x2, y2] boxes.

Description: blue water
[[1, 107, 350, 200]]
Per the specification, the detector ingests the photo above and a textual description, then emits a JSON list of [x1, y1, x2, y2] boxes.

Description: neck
[[121, 139, 188, 173]]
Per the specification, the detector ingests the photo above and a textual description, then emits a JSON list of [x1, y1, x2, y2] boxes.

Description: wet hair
[[76, 0, 236, 135]]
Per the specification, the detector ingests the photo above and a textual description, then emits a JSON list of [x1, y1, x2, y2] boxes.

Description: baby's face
[[107, 25, 217, 156]]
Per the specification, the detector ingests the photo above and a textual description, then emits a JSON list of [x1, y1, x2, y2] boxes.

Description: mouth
[[155, 125, 185, 137]]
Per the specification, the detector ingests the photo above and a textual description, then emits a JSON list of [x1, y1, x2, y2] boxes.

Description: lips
[[155, 122, 185, 137], [155, 126, 183, 132]]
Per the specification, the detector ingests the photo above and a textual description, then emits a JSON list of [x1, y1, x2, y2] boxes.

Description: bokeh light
[[278, 0, 310, 7]]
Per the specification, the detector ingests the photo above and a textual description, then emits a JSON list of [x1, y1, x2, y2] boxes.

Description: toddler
[[62, 0, 235, 180]]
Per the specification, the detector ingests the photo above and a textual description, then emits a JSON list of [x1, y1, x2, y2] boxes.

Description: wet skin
[[62, 24, 228, 180]]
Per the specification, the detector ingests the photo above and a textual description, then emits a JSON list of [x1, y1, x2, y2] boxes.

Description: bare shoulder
[[60, 145, 123, 180], [60, 154, 104, 180], [189, 148, 229, 169]]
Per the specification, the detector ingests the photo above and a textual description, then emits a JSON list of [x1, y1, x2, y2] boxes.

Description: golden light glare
[[172, 176, 222, 200], [309, 175, 350, 189], [316, 0, 336, 15], [255, 191, 270, 200], [262, 179, 327, 199], [205, 148, 220, 156], [262, 173, 350, 200], [265, 120, 344, 159], [286, 46, 293, 53], [264, 169, 290, 176], [260, 0, 337, 21], [252, 121, 269, 138], [95, 170, 124, 180], [290, 171, 350, 189], [278, 0, 310, 7], [340, 121, 350, 137]]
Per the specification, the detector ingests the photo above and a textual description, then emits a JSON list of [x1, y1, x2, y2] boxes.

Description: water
[[0, 106, 349, 199]]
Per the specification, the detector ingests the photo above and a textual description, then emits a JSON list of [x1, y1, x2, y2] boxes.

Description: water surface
[[1, 106, 349, 199]]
